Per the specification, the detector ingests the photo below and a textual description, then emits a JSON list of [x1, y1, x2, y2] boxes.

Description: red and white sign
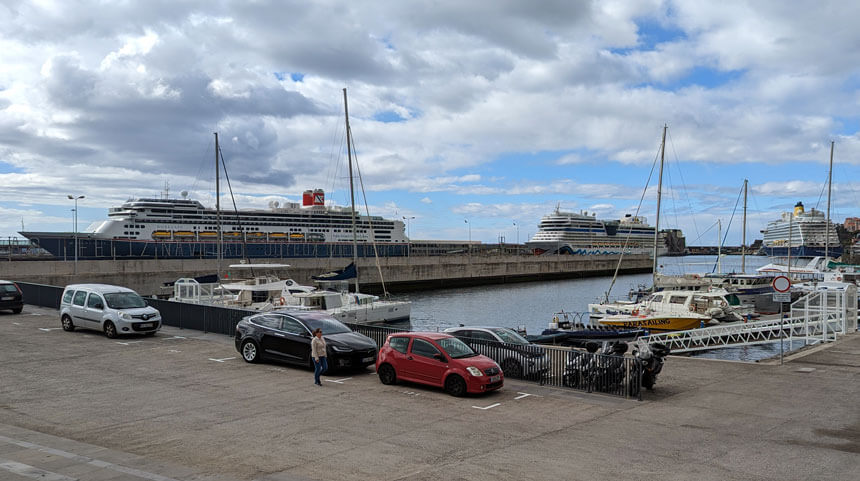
[[772, 275, 791, 293]]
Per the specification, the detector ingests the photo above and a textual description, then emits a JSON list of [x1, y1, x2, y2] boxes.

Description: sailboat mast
[[742, 179, 747, 273], [717, 219, 722, 274], [825, 140, 833, 259], [215, 132, 222, 281], [343, 88, 359, 293], [651, 124, 666, 288]]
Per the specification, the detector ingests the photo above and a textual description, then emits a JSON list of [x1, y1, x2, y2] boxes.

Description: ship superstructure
[[20, 189, 409, 260], [526, 208, 657, 256], [761, 202, 841, 258]]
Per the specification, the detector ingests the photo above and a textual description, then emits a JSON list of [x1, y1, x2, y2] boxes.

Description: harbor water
[[403, 255, 801, 361]]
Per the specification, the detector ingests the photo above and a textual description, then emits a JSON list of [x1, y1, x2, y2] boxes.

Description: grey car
[[443, 326, 548, 380]]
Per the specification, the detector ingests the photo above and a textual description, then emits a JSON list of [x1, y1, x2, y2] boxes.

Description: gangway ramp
[[643, 287, 858, 354]]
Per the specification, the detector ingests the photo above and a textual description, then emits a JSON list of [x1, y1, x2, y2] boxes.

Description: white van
[[59, 284, 161, 338]]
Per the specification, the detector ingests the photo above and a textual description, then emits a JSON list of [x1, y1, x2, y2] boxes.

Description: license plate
[[489, 375, 500, 382], [361, 356, 375, 363], [1, 296, 12, 301], [138, 323, 153, 328]]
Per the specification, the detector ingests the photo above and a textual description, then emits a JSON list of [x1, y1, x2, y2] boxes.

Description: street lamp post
[[68, 195, 85, 274], [402, 216, 415, 257], [464, 219, 471, 256]]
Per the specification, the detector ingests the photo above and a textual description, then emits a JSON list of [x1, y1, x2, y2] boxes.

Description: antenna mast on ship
[[343, 88, 359, 293], [215, 132, 222, 281], [825, 140, 833, 260], [651, 124, 667, 289]]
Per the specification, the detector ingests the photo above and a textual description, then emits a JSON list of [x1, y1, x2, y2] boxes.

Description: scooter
[[631, 341, 670, 391], [563, 341, 629, 392]]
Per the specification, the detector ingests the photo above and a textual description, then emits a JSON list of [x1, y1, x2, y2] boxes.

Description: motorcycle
[[563, 341, 629, 393], [630, 341, 670, 391]]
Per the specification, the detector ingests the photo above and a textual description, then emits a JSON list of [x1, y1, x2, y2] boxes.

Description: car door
[[255, 315, 290, 359], [278, 316, 313, 363], [70, 290, 90, 328], [84, 293, 106, 331], [407, 338, 448, 385]]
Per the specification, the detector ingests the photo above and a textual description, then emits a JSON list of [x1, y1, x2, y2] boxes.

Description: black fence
[[15, 282, 642, 399]]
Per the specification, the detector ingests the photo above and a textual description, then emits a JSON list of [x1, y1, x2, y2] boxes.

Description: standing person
[[311, 328, 327, 386]]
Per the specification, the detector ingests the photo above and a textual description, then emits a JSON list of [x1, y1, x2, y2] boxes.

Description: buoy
[[279, 297, 286, 305]]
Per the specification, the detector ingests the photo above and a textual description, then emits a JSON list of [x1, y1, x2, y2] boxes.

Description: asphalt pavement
[[0, 305, 857, 480]]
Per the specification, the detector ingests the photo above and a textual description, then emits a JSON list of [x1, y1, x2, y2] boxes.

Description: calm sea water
[[399, 255, 797, 361]]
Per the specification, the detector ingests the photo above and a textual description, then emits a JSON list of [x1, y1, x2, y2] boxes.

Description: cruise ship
[[525, 208, 658, 256], [20, 189, 409, 260], [760, 202, 841, 258]]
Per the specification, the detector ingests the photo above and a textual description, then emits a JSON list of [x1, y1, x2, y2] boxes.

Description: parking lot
[[1, 306, 858, 480]]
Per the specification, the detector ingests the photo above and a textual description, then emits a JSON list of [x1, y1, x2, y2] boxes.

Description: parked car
[[59, 284, 161, 338], [375, 332, 503, 397], [443, 326, 548, 380], [0, 280, 24, 314], [234, 310, 377, 370]]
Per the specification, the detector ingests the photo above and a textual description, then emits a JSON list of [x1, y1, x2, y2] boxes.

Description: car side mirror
[[434, 353, 447, 363]]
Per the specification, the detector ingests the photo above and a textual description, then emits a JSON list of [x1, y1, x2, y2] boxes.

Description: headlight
[[466, 366, 483, 377], [330, 345, 353, 353], [119, 312, 132, 320]]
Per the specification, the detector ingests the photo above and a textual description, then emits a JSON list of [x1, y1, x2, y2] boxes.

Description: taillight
[[14, 284, 22, 295]]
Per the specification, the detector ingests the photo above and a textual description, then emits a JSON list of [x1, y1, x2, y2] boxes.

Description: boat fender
[[631, 309, 639, 316], [279, 297, 286, 306]]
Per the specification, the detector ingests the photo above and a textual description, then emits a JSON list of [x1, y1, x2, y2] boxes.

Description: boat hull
[[599, 315, 704, 332], [763, 246, 842, 258], [21, 234, 409, 260]]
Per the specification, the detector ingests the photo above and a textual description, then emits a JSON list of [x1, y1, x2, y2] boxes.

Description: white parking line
[[12, 322, 21, 325], [0, 459, 76, 481], [401, 391, 421, 396], [37, 328, 62, 332], [514, 392, 540, 400], [167, 349, 181, 353], [163, 336, 186, 340], [472, 403, 501, 410], [208, 357, 236, 363], [116, 341, 143, 346], [325, 377, 352, 384], [0, 435, 182, 481]]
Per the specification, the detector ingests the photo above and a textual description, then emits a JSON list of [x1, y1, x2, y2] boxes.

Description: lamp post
[[513, 221, 519, 245], [68, 194, 85, 274], [464, 219, 471, 256], [402, 216, 415, 257]]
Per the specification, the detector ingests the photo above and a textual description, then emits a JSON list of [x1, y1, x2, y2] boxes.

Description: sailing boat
[[587, 125, 739, 331]]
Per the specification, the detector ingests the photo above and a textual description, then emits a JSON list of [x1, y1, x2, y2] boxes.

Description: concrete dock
[[0, 254, 651, 296], [0, 305, 857, 480]]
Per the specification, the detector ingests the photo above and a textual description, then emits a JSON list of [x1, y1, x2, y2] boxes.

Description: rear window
[[0, 284, 18, 293], [389, 336, 409, 354], [62, 290, 74, 304]]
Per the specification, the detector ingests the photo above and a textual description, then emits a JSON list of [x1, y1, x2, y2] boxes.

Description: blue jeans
[[313, 357, 328, 384]]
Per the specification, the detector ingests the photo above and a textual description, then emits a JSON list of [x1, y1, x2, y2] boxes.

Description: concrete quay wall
[[0, 254, 651, 295]]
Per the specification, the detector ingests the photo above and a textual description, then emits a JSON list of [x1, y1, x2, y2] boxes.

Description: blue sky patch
[[373, 110, 406, 123]]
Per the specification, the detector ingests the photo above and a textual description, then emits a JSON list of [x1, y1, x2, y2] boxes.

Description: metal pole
[[343, 88, 359, 293], [825, 140, 833, 260], [788, 212, 792, 278], [215, 132, 222, 281], [779, 300, 784, 365], [68, 195, 84, 274], [652, 124, 667, 288], [742, 179, 747, 273]]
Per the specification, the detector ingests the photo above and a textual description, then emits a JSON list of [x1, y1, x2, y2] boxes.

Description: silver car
[[60, 284, 161, 338], [443, 326, 548, 380]]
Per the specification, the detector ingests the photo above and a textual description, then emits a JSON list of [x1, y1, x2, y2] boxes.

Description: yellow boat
[[151, 231, 171, 239], [268, 232, 287, 238], [173, 231, 195, 238], [289, 233, 305, 240], [599, 314, 705, 332], [198, 231, 218, 238], [223, 231, 241, 238]]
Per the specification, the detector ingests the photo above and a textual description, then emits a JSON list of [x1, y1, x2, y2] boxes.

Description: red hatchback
[[376, 332, 503, 396]]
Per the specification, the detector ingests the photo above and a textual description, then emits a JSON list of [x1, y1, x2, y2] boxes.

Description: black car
[[234, 310, 378, 370], [0, 280, 23, 314]]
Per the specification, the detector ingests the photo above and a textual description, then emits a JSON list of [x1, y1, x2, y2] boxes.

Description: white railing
[[643, 287, 857, 353]]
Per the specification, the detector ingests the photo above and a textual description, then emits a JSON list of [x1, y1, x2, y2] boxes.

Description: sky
[[2, 0, 860, 246]]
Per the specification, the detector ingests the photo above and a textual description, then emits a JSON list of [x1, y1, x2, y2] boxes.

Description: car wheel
[[103, 321, 117, 339], [241, 339, 260, 363], [444, 374, 467, 397], [12, 307, 22, 314], [377, 363, 397, 385], [61, 315, 75, 332], [501, 359, 523, 379]]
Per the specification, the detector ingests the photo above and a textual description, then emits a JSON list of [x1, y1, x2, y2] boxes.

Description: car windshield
[[490, 328, 530, 345], [303, 316, 351, 335], [104, 292, 147, 309], [438, 337, 477, 359]]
